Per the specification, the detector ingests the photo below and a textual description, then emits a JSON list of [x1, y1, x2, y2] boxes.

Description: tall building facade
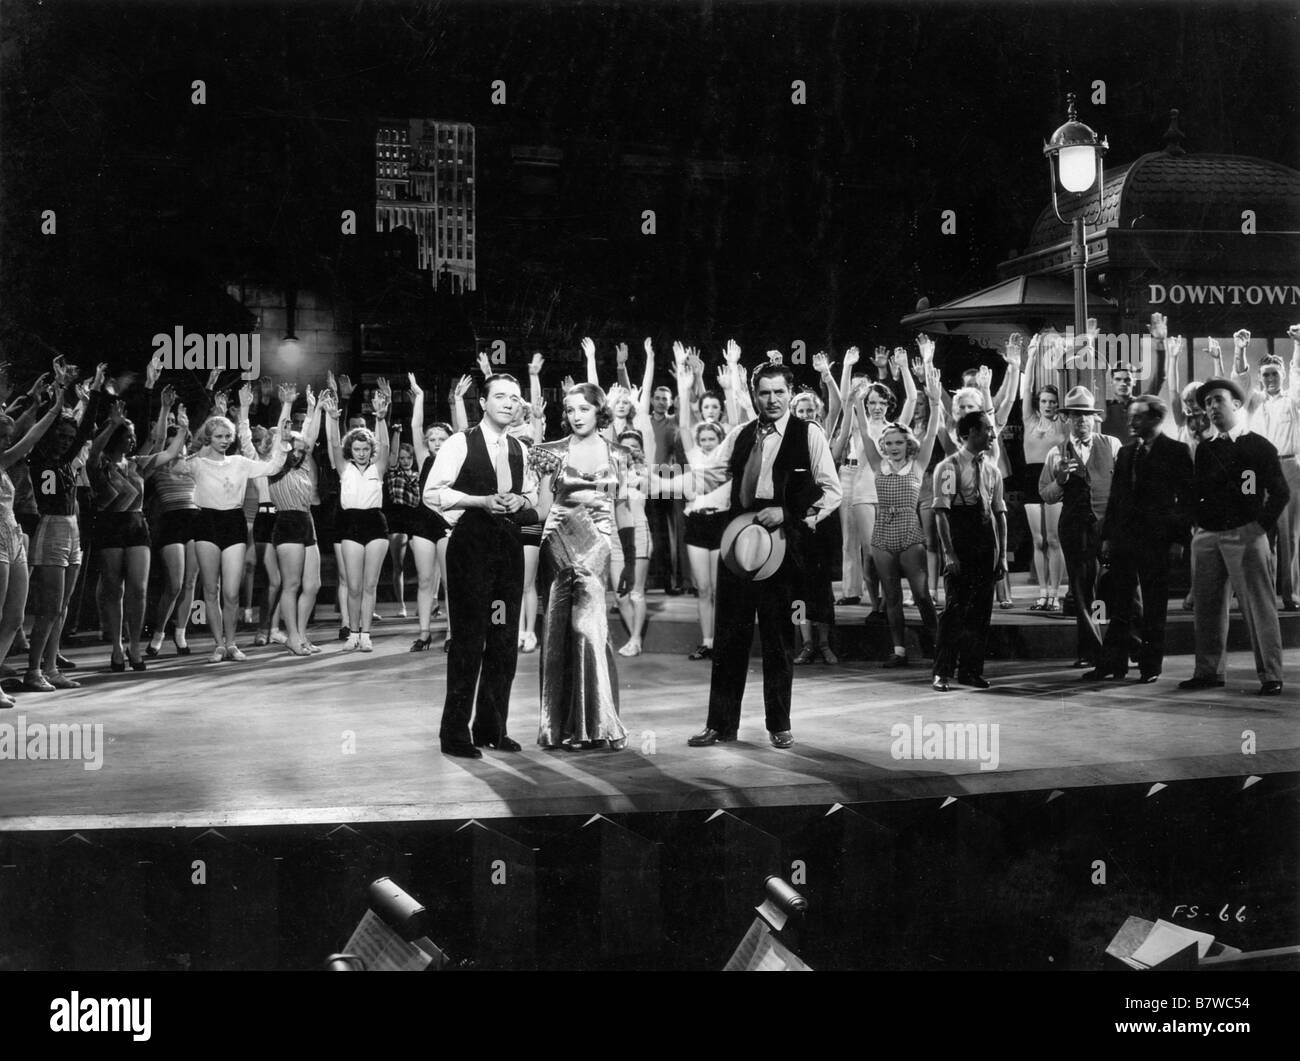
[[374, 118, 476, 293]]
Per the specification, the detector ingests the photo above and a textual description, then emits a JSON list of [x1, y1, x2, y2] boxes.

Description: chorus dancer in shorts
[[0, 379, 64, 706], [145, 387, 201, 657], [176, 384, 288, 662], [327, 377, 392, 652], [88, 398, 188, 672], [268, 388, 328, 656], [1019, 333, 1069, 613], [25, 362, 107, 692], [856, 364, 944, 668], [403, 373, 455, 653]]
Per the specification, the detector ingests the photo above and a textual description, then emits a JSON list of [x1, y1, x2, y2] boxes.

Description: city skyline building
[[375, 117, 476, 293]]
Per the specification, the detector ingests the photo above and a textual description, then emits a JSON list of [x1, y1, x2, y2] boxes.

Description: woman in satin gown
[[530, 383, 631, 750]]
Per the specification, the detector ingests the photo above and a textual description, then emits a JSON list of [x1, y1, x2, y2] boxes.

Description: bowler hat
[[720, 512, 787, 582], [1195, 377, 1245, 407]]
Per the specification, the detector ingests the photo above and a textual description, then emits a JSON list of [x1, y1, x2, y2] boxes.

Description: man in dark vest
[[422, 374, 539, 758], [668, 360, 841, 749], [1092, 394, 1195, 682], [1039, 386, 1123, 668]]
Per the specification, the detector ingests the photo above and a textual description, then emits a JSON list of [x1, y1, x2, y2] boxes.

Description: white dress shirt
[[422, 423, 539, 527], [690, 411, 842, 523]]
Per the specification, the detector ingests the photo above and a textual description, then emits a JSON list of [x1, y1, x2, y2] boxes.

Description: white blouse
[[340, 462, 383, 510]]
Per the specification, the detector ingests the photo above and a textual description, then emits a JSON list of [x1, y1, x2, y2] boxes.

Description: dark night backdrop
[[1, 0, 1297, 378]]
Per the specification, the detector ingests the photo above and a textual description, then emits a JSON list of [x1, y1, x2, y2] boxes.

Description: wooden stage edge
[[5, 749, 1298, 833]]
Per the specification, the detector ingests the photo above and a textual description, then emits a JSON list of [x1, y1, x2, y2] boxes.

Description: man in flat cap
[[1178, 378, 1289, 696]]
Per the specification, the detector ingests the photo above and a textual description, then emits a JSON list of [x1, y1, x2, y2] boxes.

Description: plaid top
[[385, 466, 422, 509]]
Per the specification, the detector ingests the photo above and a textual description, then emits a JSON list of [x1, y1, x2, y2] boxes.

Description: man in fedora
[[1039, 385, 1123, 668], [1178, 378, 1289, 696], [664, 357, 840, 749]]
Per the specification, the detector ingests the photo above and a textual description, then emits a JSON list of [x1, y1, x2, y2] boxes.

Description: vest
[[726, 416, 821, 520], [451, 425, 524, 496], [1060, 435, 1116, 525]]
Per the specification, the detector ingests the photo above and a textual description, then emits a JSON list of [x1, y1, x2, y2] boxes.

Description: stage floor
[[1, 610, 1296, 831]]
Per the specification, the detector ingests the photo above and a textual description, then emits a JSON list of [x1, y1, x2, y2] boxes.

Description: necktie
[[971, 453, 987, 510], [739, 423, 773, 509], [495, 437, 512, 493]]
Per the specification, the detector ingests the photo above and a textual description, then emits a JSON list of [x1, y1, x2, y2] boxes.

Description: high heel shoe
[[173, 632, 191, 656], [109, 656, 126, 673], [410, 632, 433, 652], [129, 656, 146, 672]]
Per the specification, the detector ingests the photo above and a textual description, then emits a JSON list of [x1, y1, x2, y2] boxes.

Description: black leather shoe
[[932, 676, 952, 692], [1137, 673, 1161, 684], [688, 644, 713, 661], [1070, 658, 1092, 669], [57, 654, 76, 671], [958, 674, 991, 689], [1079, 667, 1125, 681], [145, 644, 160, 659], [1177, 675, 1225, 690], [769, 730, 794, 749], [1258, 680, 1284, 696], [1281, 600, 1299, 612], [793, 645, 818, 665], [475, 736, 523, 751], [880, 654, 909, 668], [835, 595, 861, 606], [687, 727, 737, 746], [441, 742, 483, 759]]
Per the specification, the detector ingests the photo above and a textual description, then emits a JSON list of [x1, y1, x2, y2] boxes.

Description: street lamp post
[[1044, 93, 1108, 396]]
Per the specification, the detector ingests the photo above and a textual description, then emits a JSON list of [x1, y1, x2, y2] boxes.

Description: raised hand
[[476, 351, 493, 378], [237, 382, 254, 411], [175, 404, 189, 430], [843, 345, 860, 369], [91, 362, 109, 391], [1207, 337, 1223, 363], [53, 354, 71, 386], [891, 347, 908, 370], [27, 371, 51, 397], [915, 334, 935, 362], [278, 383, 299, 407], [1026, 332, 1041, 361], [326, 370, 338, 394], [1288, 323, 1300, 343], [74, 380, 90, 403], [1165, 335, 1185, 363], [337, 374, 354, 400], [975, 365, 993, 392], [688, 351, 705, 379], [722, 339, 741, 365], [205, 367, 221, 391], [766, 349, 784, 366], [371, 391, 390, 419], [532, 395, 546, 418], [1148, 313, 1168, 341], [715, 366, 729, 390], [615, 342, 629, 366], [159, 384, 177, 409], [108, 400, 127, 425], [213, 391, 229, 417], [145, 350, 165, 388], [528, 353, 543, 377], [561, 374, 576, 392], [643, 337, 655, 360], [377, 377, 393, 401], [924, 363, 944, 402], [1233, 329, 1251, 351], [580, 337, 596, 362], [672, 341, 688, 368], [911, 356, 926, 380], [407, 371, 423, 398], [812, 351, 830, 375], [1005, 333, 1024, 368], [259, 375, 275, 401], [304, 385, 317, 412], [453, 374, 472, 399]]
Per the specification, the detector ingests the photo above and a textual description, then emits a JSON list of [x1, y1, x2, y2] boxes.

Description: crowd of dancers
[[0, 317, 1293, 745]]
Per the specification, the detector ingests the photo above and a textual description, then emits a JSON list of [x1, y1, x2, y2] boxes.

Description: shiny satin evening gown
[[533, 443, 629, 749]]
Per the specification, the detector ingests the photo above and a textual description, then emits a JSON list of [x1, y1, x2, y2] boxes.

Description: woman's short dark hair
[[564, 382, 613, 429], [1037, 383, 1061, 403], [865, 383, 896, 417]]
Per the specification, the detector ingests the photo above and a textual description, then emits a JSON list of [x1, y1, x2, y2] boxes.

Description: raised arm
[[994, 334, 1022, 426], [0, 384, 63, 470], [915, 365, 944, 469], [300, 388, 326, 451], [615, 342, 632, 391], [450, 374, 471, 434], [371, 379, 393, 477], [673, 343, 694, 437], [814, 351, 840, 431], [581, 337, 599, 387], [893, 347, 917, 427], [854, 392, 883, 474], [1021, 333, 1042, 425], [1168, 341, 1186, 429], [638, 339, 655, 417]]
